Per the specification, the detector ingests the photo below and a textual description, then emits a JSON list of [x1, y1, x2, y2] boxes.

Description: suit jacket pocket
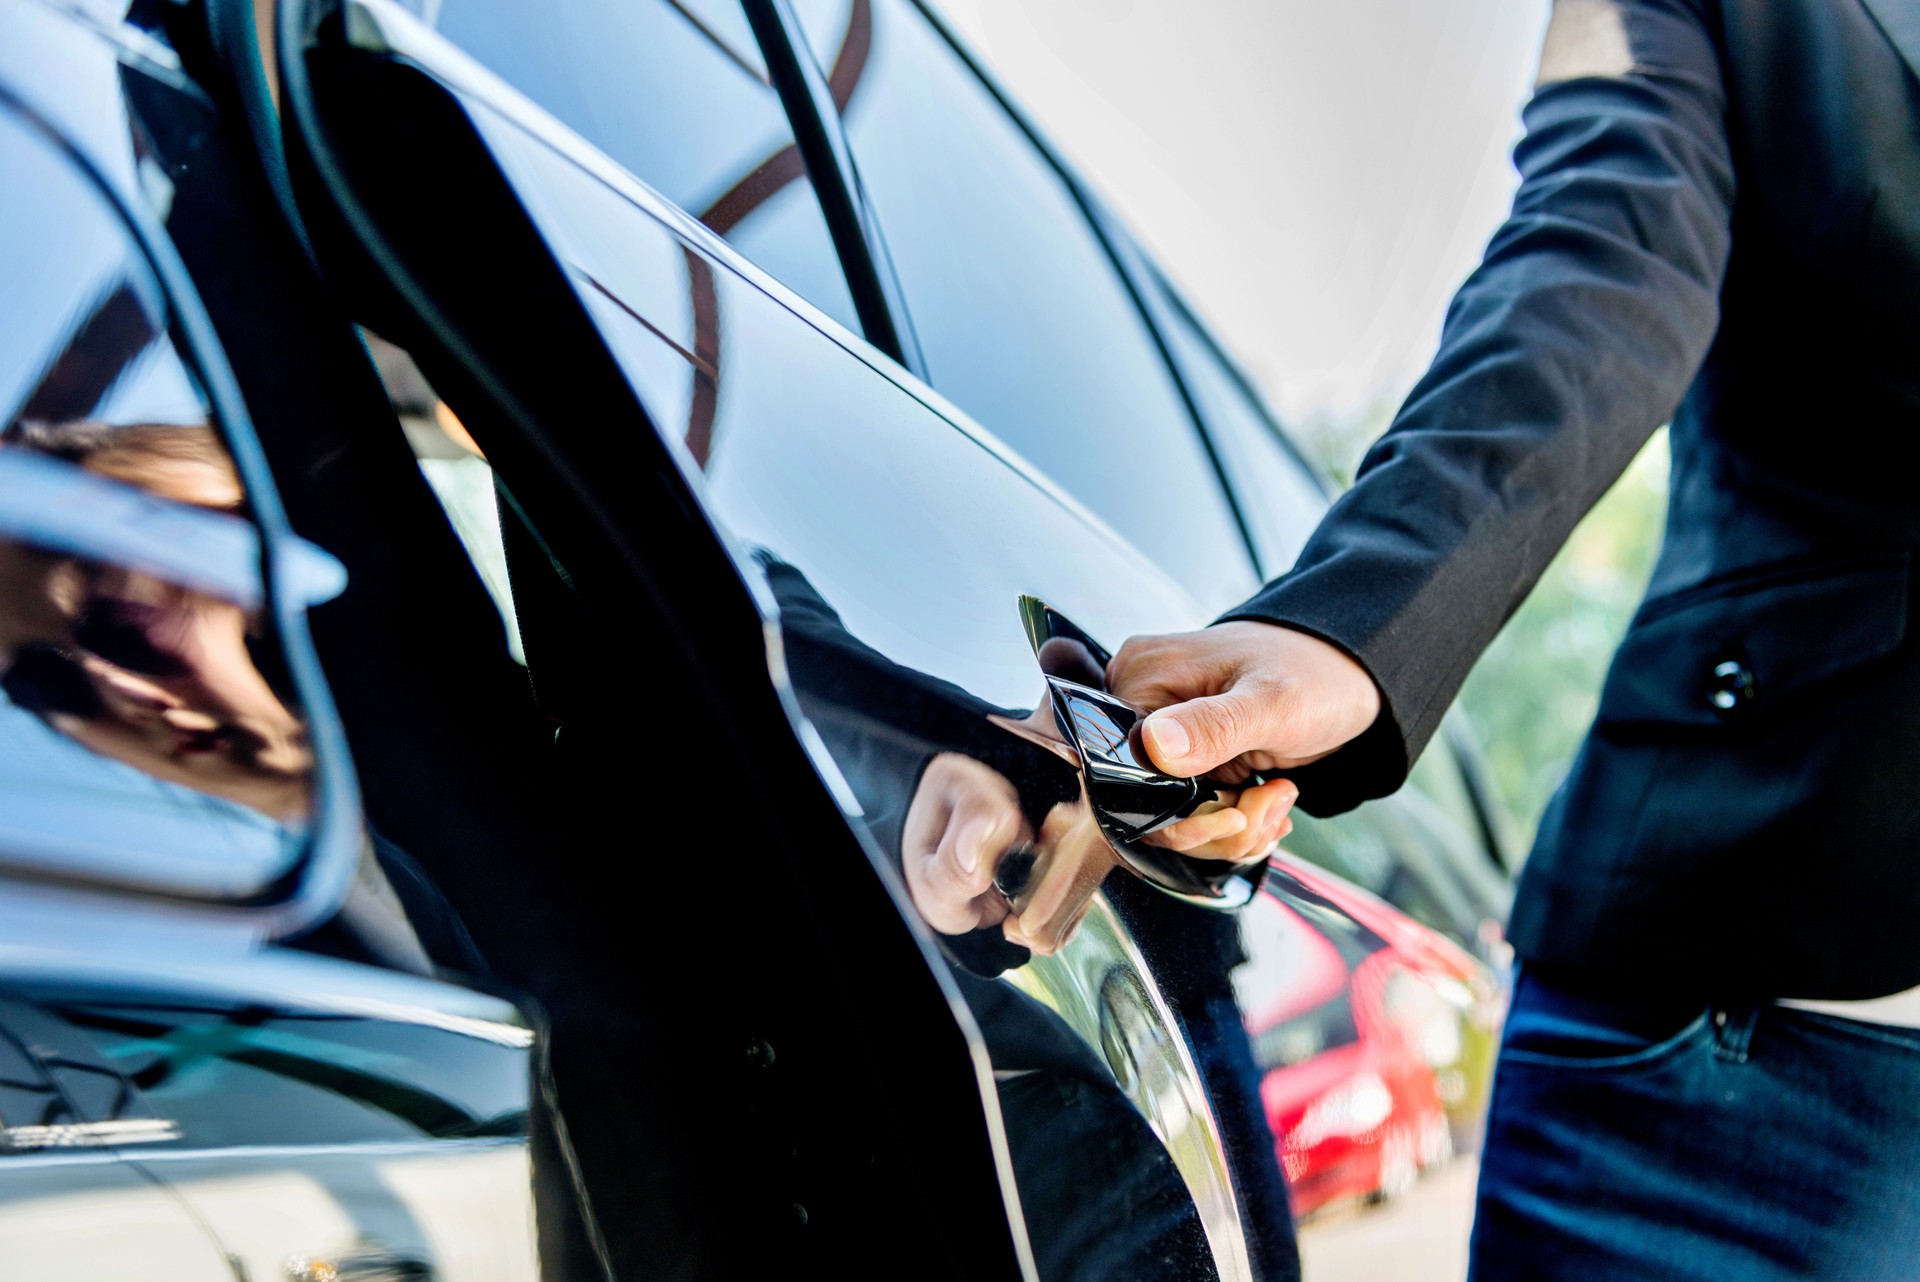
[[1597, 551, 1911, 729]]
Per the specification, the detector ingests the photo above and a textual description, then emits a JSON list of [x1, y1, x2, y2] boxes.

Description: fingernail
[[1145, 714, 1189, 764]]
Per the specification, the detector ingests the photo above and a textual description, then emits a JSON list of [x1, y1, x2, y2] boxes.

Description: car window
[[0, 1010, 78, 1144], [788, 0, 1259, 612], [1405, 739, 1488, 855], [424, 0, 863, 336], [1151, 278, 1330, 577], [48, 997, 529, 1148], [0, 105, 320, 900]]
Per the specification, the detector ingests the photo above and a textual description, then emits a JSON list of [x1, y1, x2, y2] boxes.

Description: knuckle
[[1110, 635, 1154, 671], [1200, 699, 1249, 753]]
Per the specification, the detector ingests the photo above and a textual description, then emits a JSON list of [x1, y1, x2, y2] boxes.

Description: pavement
[[1297, 1156, 1479, 1282]]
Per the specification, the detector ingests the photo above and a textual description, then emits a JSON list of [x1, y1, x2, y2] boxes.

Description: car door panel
[[283, 4, 1261, 1276], [0, 1161, 235, 1282], [285, 9, 1040, 1279]]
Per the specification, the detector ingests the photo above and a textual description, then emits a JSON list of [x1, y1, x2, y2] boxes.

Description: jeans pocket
[[1501, 1013, 1711, 1072], [1497, 975, 1714, 1073]]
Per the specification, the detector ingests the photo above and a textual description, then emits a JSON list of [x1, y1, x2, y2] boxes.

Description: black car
[[0, 0, 1512, 1277]]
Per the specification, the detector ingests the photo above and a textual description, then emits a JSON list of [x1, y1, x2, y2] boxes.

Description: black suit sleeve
[[1226, 0, 1736, 814]]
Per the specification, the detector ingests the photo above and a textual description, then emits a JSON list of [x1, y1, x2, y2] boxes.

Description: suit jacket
[[1231, 0, 1920, 998]]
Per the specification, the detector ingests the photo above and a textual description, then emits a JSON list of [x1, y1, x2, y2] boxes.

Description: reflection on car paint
[[0, 952, 540, 1281], [0, 106, 316, 897], [320, 10, 1515, 1268], [0, 9, 553, 1278], [1004, 894, 1249, 1282], [1240, 861, 1499, 1218]]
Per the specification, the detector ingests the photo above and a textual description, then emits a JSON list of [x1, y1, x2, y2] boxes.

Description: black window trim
[[743, 0, 927, 378]]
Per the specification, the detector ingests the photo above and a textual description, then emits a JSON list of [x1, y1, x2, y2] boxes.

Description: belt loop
[[1711, 1003, 1759, 1063]]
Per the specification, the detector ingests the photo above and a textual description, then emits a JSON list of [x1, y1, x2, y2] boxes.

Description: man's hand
[[901, 753, 1119, 954], [902, 753, 1030, 935], [1108, 620, 1383, 782], [1142, 780, 1299, 863], [1003, 802, 1118, 956]]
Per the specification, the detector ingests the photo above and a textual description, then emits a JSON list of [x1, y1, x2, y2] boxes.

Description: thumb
[[1141, 689, 1266, 777]]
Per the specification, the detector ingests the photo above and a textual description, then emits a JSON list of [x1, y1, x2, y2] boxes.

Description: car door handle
[[1017, 596, 1262, 908], [1042, 674, 1205, 843]]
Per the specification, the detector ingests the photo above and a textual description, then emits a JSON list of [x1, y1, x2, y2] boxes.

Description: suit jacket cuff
[[1216, 589, 1412, 817]]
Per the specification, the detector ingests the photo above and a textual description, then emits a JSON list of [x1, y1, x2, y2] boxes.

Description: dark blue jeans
[[1469, 971, 1920, 1280]]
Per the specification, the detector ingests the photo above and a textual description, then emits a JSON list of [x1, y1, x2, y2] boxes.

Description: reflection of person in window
[[20, 420, 247, 511], [42, 566, 312, 822], [0, 421, 311, 820]]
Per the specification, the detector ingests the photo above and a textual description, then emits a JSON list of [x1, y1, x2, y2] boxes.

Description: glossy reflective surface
[[1237, 863, 1497, 1223], [427, 0, 864, 335], [0, 7, 561, 1279], [789, 0, 1260, 613], [1148, 273, 1331, 579], [0, 102, 315, 898], [325, 22, 1246, 1268], [1017, 595, 1262, 909], [999, 895, 1239, 1279], [0, 953, 538, 1282], [285, 1, 1515, 1275]]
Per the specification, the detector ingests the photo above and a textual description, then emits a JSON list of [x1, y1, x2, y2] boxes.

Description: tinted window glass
[[53, 999, 529, 1148], [0, 107, 321, 898], [790, 0, 1258, 611], [427, 0, 863, 334], [0, 1018, 73, 1144], [1152, 280, 1330, 576], [1405, 739, 1487, 857]]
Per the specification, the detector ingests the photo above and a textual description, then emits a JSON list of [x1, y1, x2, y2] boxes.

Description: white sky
[[933, 0, 1551, 424]]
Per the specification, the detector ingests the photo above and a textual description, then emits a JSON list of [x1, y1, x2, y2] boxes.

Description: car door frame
[[273, 4, 1048, 1276]]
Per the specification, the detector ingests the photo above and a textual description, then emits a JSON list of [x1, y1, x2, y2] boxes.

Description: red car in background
[[1236, 857, 1504, 1219]]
